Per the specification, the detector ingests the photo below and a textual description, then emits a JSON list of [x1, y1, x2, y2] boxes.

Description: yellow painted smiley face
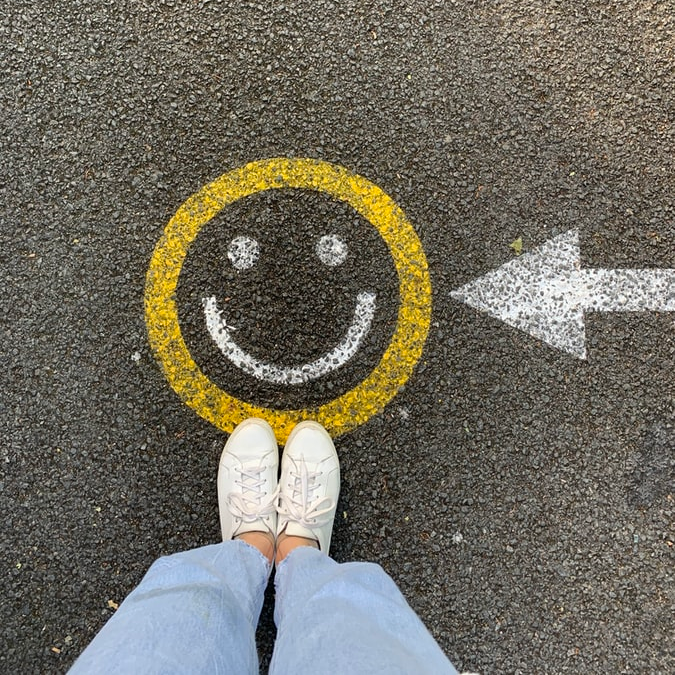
[[144, 158, 431, 444]]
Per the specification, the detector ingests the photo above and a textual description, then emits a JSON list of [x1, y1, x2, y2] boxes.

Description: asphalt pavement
[[1, 1, 673, 673]]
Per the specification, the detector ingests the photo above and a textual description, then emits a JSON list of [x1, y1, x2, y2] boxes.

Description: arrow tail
[[578, 269, 675, 313]]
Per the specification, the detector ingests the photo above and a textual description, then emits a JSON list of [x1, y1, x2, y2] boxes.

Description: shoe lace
[[227, 466, 279, 523], [278, 457, 334, 529]]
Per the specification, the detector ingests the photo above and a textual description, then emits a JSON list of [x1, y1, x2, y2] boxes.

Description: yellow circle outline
[[145, 158, 431, 443]]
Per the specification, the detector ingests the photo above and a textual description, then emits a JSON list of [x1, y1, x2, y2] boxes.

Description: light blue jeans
[[70, 540, 457, 674]]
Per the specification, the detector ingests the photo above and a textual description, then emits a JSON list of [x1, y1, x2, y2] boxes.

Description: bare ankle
[[236, 531, 275, 564], [275, 532, 318, 565]]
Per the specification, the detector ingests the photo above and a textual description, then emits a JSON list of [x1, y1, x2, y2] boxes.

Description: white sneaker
[[218, 418, 279, 541], [277, 421, 340, 554]]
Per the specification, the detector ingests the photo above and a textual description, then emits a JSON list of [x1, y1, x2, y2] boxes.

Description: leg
[[270, 546, 458, 675], [69, 539, 269, 675], [271, 421, 457, 674], [71, 418, 281, 674]]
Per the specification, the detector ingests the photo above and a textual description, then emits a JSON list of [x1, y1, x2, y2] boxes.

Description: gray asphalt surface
[[2, 1, 674, 673]]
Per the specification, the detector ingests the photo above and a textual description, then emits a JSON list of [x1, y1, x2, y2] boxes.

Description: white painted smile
[[202, 292, 377, 385]]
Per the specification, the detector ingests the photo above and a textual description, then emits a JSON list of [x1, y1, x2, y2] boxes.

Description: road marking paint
[[315, 233, 348, 266], [212, 229, 368, 383], [203, 291, 377, 384], [145, 158, 431, 442], [451, 229, 675, 359], [227, 236, 260, 270]]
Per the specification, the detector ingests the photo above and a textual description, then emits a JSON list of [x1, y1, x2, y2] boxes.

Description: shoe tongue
[[284, 521, 320, 548]]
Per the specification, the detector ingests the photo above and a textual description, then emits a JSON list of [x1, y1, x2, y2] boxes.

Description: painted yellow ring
[[145, 158, 431, 444]]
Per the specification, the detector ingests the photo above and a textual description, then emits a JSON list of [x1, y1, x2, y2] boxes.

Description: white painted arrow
[[451, 230, 675, 359]]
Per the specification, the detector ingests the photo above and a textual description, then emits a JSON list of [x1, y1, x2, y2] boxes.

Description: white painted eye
[[315, 234, 348, 267], [227, 236, 259, 270]]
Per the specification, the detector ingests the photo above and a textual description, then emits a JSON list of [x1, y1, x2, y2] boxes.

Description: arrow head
[[451, 230, 588, 358]]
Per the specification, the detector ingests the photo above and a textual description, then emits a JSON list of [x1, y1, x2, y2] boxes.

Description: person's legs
[[270, 547, 457, 675], [69, 540, 269, 674]]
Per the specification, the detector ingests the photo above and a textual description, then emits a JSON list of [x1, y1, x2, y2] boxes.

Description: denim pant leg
[[269, 547, 458, 675], [69, 540, 270, 675]]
